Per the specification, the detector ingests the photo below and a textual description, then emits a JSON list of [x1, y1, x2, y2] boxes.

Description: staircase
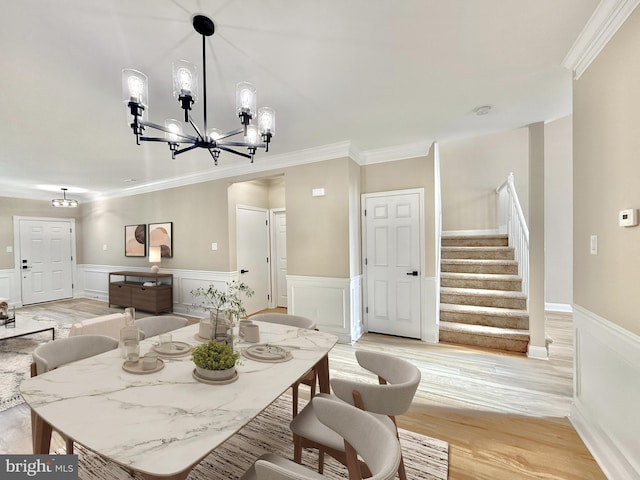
[[439, 234, 530, 353]]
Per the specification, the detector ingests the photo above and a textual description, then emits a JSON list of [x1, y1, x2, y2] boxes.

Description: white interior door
[[271, 210, 287, 308], [364, 191, 422, 338], [237, 206, 270, 315], [19, 218, 73, 305]]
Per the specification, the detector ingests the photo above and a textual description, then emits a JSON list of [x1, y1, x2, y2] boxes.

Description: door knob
[[240, 269, 249, 274], [406, 271, 419, 276]]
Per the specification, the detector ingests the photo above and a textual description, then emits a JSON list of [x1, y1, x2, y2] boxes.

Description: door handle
[[240, 269, 249, 274], [406, 271, 419, 276]]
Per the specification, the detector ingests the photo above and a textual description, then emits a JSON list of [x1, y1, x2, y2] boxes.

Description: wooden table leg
[[315, 354, 330, 394], [31, 411, 53, 454]]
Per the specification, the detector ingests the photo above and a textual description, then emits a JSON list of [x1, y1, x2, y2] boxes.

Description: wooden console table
[[108, 271, 173, 314]]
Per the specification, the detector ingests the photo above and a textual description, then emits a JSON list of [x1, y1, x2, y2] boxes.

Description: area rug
[[0, 311, 75, 412], [62, 396, 448, 480]]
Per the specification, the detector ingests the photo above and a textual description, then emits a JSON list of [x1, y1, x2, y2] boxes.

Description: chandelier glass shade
[[122, 15, 275, 165], [51, 188, 78, 208]]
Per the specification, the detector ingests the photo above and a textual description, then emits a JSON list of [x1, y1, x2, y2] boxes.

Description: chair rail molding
[[570, 304, 640, 479]]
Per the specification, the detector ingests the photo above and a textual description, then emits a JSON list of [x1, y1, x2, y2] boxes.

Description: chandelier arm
[[174, 144, 201, 156], [140, 136, 176, 142], [217, 145, 253, 160], [215, 128, 244, 141], [141, 120, 199, 142], [187, 115, 205, 141], [220, 141, 267, 148]]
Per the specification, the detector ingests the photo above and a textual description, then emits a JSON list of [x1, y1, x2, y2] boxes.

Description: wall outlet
[[211, 242, 218, 251], [590, 235, 598, 255]]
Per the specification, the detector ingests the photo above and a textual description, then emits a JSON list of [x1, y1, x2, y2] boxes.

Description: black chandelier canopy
[[122, 15, 275, 165]]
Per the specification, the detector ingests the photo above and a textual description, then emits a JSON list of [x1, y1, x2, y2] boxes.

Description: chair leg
[[292, 384, 299, 417], [398, 452, 407, 480], [293, 434, 303, 464], [65, 438, 74, 455], [318, 449, 325, 474]]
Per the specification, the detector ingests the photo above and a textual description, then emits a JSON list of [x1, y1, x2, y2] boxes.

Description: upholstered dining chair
[[289, 350, 421, 480], [134, 315, 188, 338], [249, 313, 317, 416], [240, 396, 401, 480], [30, 335, 119, 453]]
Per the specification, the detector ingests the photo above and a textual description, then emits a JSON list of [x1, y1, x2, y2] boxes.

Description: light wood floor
[[0, 300, 605, 479]]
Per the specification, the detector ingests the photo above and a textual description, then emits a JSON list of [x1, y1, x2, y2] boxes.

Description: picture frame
[[148, 222, 173, 258], [125, 224, 146, 257]]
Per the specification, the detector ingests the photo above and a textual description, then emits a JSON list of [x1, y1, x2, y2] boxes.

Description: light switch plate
[[590, 235, 598, 255]]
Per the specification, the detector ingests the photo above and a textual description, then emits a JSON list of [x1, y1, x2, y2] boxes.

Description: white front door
[[237, 206, 270, 315], [364, 191, 422, 338], [271, 210, 288, 308], [19, 218, 74, 305]]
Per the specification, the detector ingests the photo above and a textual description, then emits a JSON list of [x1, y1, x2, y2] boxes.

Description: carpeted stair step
[[441, 246, 514, 260], [440, 303, 529, 329], [441, 259, 519, 275], [439, 321, 529, 353], [440, 272, 522, 291], [441, 234, 508, 247], [440, 287, 527, 310]]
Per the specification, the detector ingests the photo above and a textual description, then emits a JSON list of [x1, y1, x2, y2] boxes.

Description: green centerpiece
[[192, 341, 240, 381]]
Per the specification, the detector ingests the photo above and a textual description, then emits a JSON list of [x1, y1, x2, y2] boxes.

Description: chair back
[[313, 396, 401, 480], [250, 313, 316, 330], [330, 350, 420, 417], [33, 335, 119, 375], [254, 460, 321, 480], [134, 316, 188, 338]]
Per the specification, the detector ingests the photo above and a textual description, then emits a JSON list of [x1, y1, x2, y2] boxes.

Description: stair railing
[[496, 172, 529, 301]]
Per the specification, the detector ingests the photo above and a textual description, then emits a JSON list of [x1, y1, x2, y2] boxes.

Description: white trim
[[0, 269, 20, 307], [545, 303, 573, 313], [269, 208, 286, 309], [441, 229, 504, 237], [570, 305, 640, 479], [286, 275, 355, 344], [527, 344, 549, 360], [356, 140, 433, 165], [562, 0, 640, 79]]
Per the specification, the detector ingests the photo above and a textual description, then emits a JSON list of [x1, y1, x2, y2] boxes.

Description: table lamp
[[149, 246, 162, 273]]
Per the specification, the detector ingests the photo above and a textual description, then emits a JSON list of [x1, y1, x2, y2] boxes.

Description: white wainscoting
[[422, 276, 439, 343], [287, 275, 361, 344], [570, 305, 640, 480], [0, 269, 20, 306], [76, 265, 237, 316]]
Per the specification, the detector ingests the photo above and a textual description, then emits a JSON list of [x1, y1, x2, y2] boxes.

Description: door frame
[[13, 216, 77, 306], [269, 208, 286, 309], [361, 188, 425, 337]]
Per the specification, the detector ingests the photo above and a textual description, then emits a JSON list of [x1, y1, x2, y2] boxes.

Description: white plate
[[244, 344, 287, 360]]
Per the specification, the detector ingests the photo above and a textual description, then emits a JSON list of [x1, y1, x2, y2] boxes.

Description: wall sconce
[[149, 246, 162, 273]]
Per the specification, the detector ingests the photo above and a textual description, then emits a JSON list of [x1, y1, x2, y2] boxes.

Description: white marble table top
[[20, 321, 338, 478]]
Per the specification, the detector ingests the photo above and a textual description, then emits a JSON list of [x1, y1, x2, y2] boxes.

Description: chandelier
[[122, 15, 275, 165], [52, 188, 78, 208]]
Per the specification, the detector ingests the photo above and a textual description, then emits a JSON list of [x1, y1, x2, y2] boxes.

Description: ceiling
[[0, 0, 600, 203]]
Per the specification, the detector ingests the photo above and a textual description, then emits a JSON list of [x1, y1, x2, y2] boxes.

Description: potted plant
[[192, 341, 240, 381], [191, 281, 254, 344]]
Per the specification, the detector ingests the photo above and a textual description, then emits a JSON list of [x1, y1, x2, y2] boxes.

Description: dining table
[[20, 320, 338, 480]]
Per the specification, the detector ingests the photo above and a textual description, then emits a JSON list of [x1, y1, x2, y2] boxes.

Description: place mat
[[192, 368, 239, 385], [152, 341, 192, 357], [242, 345, 292, 363], [122, 358, 165, 374]]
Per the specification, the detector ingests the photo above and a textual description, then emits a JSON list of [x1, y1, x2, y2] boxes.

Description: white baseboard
[[545, 302, 573, 313], [570, 305, 640, 479]]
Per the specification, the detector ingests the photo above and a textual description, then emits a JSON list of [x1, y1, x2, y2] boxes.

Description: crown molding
[[562, 0, 640, 79], [355, 140, 433, 165], [87, 139, 433, 202]]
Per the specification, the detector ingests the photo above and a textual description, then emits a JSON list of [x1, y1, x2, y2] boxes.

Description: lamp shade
[[236, 82, 256, 118], [122, 69, 148, 106], [258, 107, 275, 135], [149, 246, 162, 264], [172, 60, 198, 102]]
